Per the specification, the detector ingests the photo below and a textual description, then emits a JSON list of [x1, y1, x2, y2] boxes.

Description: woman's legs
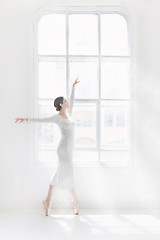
[[70, 188, 78, 201], [46, 184, 54, 203]]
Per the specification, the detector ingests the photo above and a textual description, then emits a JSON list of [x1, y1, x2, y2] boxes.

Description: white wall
[[1, 0, 160, 210]]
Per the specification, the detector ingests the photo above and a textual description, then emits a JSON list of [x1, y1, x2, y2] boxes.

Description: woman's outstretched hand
[[15, 118, 28, 123], [73, 77, 80, 86]]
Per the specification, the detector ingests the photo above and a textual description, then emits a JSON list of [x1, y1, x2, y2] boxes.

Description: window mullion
[[98, 11, 101, 162], [66, 12, 69, 98]]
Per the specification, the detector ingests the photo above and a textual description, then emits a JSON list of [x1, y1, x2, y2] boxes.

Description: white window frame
[[31, 6, 135, 168]]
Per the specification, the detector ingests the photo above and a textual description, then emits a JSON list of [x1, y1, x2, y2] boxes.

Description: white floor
[[1, 209, 160, 240]]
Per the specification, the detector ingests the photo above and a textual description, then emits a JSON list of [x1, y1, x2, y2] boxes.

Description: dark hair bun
[[54, 97, 63, 112], [56, 105, 61, 111]]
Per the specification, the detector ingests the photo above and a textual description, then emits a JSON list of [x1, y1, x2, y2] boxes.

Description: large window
[[33, 9, 132, 167]]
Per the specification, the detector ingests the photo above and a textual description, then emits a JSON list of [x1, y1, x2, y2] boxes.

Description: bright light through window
[[38, 14, 66, 55], [69, 14, 98, 55], [101, 14, 129, 56]]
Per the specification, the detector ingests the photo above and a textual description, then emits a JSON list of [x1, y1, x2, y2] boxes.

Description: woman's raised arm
[[67, 77, 80, 116], [67, 85, 75, 116]]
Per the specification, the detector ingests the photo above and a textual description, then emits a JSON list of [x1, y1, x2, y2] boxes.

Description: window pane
[[101, 101, 130, 150], [38, 100, 61, 149], [73, 151, 98, 162], [69, 61, 98, 99], [100, 151, 131, 166], [72, 103, 97, 148], [101, 14, 129, 56], [39, 62, 66, 98], [39, 150, 58, 162], [38, 14, 66, 55], [101, 60, 130, 99], [69, 14, 98, 55]]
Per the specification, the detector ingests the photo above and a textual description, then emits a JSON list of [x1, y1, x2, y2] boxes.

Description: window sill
[[32, 160, 135, 168]]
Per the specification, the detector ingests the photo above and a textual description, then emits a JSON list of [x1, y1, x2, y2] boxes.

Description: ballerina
[[15, 77, 80, 215]]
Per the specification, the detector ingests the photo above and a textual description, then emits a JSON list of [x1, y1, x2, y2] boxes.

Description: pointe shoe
[[42, 200, 49, 216], [42, 184, 53, 216], [72, 199, 79, 215], [42, 199, 51, 216]]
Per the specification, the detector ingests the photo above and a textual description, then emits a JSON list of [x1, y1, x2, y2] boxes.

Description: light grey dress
[[28, 85, 75, 189]]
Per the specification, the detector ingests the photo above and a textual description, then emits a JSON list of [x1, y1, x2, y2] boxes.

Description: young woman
[[15, 78, 80, 216]]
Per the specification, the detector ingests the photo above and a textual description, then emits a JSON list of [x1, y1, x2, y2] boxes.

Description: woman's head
[[54, 97, 69, 111]]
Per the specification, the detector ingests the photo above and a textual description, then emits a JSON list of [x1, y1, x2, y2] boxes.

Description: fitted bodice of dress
[[57, 115, 75, 152]]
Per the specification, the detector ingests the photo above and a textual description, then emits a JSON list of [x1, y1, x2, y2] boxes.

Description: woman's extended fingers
[[75, 77, 80, 83], [15, 118, 19, 123], [15, 118, 20, 123], [73, 77, 80, 86], [15, 118, 25, 123]]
